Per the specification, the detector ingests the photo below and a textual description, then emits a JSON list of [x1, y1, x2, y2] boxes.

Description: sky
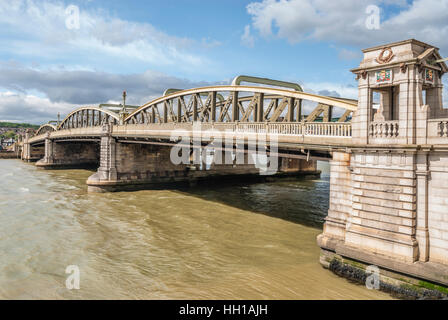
[[0, 0, 447, 124]]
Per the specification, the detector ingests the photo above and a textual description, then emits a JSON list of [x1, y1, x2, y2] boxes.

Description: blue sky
[[0, 0, 447, 123]]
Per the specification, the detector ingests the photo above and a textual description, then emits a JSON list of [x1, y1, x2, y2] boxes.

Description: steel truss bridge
[[28, 77, 357, 159]]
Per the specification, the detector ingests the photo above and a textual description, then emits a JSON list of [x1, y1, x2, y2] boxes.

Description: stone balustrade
[[437, 120, 448, 137], [369, 121, 399, 138]]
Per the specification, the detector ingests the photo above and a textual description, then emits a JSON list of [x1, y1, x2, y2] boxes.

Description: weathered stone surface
[[319, 39, 448, 287]]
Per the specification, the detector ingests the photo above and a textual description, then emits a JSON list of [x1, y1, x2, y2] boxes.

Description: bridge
[[18, 39, 448, 294], [22, 80, 358, 190]]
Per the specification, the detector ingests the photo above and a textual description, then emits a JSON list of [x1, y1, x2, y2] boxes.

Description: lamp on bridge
[[119, 90, 127, 125]]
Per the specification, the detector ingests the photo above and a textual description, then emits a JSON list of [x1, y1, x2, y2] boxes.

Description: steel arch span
[[124, 85, 357, 125], [35, 123, 57, 136], [57, 107, 120, 130]]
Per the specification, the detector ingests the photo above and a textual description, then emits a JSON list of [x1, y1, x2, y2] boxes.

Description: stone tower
[[318, 39, 448, 286]]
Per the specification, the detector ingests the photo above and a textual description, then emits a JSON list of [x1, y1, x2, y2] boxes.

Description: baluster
[[443, 122, 448, 137]]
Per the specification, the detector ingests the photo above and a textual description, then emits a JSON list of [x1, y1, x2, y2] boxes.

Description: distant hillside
[[0, 122, 40, 129]]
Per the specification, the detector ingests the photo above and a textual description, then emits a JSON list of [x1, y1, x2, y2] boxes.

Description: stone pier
[[318, 39, 448, 292], [21, 130, 45, 162], [36, 134, 100, 169], [87, 133, 189, 192]]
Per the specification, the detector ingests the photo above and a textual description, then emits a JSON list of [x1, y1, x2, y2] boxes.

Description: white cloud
[[241, 25, 255, 48], [0, 91, 74, 124], [0, 63, 220, 124], [337, 48, 363, 61], [304, 82, 358, 100], [246, 0, 448, 53], [0, 0, 215, 70]]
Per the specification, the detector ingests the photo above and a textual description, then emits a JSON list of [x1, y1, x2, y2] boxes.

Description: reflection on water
[[0, 160, 391, 299]]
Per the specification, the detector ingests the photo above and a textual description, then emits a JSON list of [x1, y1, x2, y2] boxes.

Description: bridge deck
[[28, 122, 352, 149]]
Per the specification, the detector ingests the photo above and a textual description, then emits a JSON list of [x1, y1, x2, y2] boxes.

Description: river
[[0, 159, 392, 299]]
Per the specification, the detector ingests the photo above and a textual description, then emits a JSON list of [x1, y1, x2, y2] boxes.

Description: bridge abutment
[[318, 152, 352, 246], [318, 39, 448, 293]]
